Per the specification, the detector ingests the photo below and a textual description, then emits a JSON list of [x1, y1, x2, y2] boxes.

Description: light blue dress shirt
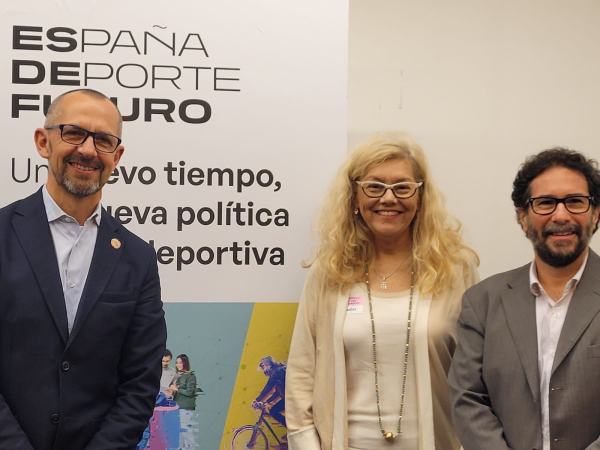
[[42, 185, 101, 334]]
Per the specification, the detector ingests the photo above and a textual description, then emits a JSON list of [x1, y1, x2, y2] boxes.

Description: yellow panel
[[219, 303, 298, 450]]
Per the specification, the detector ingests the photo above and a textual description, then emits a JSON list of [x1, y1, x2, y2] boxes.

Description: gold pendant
[[384, 431, 395, 442], [380, 278, 388, 290]]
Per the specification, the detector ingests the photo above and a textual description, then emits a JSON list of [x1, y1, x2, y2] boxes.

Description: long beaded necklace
[[365, 267, 414, 442]]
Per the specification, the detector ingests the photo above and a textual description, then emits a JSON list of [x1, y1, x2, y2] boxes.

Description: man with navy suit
[[0, 89, 167, 450], [449, 148, 600, 450]]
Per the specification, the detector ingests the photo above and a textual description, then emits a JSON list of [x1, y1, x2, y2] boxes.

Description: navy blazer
[[0, 189, 167, 450]]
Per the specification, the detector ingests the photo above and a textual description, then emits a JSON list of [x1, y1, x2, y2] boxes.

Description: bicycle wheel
[[231, 425, 269, 450]]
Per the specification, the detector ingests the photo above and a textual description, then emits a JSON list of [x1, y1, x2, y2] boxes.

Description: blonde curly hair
[[307, 133, 478, 295]]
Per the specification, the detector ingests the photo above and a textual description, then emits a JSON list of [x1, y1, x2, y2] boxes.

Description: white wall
[[349, 0, 600, 279]]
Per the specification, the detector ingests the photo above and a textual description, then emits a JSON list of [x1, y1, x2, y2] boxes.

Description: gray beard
[[51, 167, 101, 199], [48, 141, 104, 198]]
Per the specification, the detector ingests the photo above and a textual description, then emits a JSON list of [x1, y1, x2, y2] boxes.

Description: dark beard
[[527, 222, 589, 268]]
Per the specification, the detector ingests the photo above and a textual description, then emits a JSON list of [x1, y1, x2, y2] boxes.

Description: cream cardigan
[[286, 257, 479, 450]]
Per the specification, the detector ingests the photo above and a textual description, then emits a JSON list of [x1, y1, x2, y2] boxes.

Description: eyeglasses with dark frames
[[44, 124, 122, 154], [527, 196, 594, 215], [356, 180, 424, 199]]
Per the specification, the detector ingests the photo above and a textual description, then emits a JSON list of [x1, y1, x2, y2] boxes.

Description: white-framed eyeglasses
[[356, 180, 424, 199]]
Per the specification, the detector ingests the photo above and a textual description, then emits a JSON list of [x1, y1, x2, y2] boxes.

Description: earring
[[354, 208, 359, 215]]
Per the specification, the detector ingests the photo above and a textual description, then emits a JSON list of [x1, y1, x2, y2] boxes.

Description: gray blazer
[[449, 249, 600, 450]]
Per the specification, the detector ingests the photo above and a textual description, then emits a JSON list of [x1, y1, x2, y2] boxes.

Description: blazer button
[[51, 413, 59, 424], [61, 361, 70, 371]]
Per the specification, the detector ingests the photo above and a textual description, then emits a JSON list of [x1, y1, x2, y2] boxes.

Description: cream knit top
[[344, 285, 419, 449]]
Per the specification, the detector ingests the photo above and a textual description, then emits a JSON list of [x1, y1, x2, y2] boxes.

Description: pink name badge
[[347, 296, 364, 314]]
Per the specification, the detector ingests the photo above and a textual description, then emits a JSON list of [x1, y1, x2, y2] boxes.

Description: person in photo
[[161, 349, 177, 396], [253, 356, 287, 432], [286, 133, 479, 450], [170, 354, 198, 449], [449, 148, 600, 450]]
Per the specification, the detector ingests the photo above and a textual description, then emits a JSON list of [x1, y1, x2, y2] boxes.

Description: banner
[[1, 1, 348, 448]]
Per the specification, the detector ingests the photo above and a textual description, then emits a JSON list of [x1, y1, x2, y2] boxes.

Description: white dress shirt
[[530, 253, 588, 450], [42, 185, 101, 333]]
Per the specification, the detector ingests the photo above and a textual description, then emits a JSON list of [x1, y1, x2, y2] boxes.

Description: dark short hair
[[164, 349, 172, 358], [176, 354, 191, 372], [512, 147, 600, 231]]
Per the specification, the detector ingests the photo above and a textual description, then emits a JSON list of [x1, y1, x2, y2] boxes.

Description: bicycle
[[231, 403, 287, 450]]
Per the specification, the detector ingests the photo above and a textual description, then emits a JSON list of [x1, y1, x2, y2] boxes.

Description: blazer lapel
[[68, 210, 122, 343], [12, 190, 69, 344], [552, 250, 600, 374], [501, 265, 541, 402]]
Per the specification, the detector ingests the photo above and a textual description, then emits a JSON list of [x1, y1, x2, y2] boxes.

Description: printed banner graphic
[[1, 0, 348, 303], [141, 302, 297, 450], [1, 1, 347, 449]]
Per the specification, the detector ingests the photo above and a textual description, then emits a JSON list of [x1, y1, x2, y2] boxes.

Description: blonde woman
[[286, 134, 479, 450]]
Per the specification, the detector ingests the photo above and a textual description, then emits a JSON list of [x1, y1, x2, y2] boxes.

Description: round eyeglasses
[[44, 124, 122, 154], [527, 196, 594, 215], [356, 180, 424, 199]]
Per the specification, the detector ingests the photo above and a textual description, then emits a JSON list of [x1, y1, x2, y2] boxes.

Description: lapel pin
[[111, 238, 122, 249]]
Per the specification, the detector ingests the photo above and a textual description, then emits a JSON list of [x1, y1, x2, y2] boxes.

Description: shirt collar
[[42, 185, 102, 226], [529, 251, 589, 297]]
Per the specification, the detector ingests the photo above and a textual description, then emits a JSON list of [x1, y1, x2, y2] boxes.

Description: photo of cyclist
[[252, 356, 286, 432], [230, 352, 292, 450]]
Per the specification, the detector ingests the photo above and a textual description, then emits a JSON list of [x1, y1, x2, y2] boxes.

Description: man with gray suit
[[449, 148, 600, 450]]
